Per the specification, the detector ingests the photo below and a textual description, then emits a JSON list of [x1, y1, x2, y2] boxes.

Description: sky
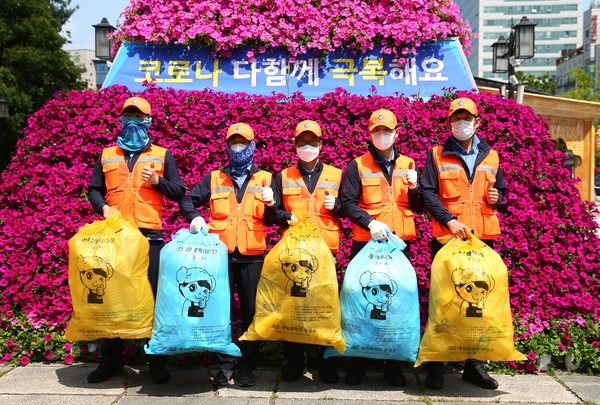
[[62, 0, 593, 51], [62, 0, 130, 51]]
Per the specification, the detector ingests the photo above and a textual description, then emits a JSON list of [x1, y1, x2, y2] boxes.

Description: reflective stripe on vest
[[281, 164, 342, 253], [208, 169, 272, 255], [353, 153, 416, 242], [101, 145, 167, 230], [431, 145, 501, 240]]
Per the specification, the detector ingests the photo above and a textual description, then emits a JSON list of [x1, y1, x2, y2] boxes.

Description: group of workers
[[86, 95, 506, 391]]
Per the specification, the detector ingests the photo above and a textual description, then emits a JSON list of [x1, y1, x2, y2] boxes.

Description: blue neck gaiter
[[118, 116, 152, 152], [227, 140, 256, 173]]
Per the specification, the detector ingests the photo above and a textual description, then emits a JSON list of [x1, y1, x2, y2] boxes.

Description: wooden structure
[[481, 88, 600, 202]]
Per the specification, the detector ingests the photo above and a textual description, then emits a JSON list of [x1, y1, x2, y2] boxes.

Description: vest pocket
[[245, 220, 266, 251], [282, 187, 302, 211], [480, 204, 500, 237], [210, 193, 230, 220], [440, 170, 461, 199], [208, 220, 232, 251], [135, 192, 162, 228], [102, 163, 120, 191], [361, 176, 383, 204], [400, 208, 416, 239]]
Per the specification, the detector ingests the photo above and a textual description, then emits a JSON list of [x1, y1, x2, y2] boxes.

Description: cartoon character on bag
[[359, 271, 398, 320], [176, 267, 216, 317], [451, 267, 495, 318], [279, 248, 318, 297], [78, 255, 114, 304]]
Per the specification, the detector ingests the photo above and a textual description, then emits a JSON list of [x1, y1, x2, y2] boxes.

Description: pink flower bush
[[112, 0, 473, 61], [0, 85, 598, 356]]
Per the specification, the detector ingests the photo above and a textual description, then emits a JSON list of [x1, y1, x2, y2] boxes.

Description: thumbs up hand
[[260, 179, 275, 207], [323, 190, 335, 210], [406, 162, 417, 189], [487, 179, 498, 205]]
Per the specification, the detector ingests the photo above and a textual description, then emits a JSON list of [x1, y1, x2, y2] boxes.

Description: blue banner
[[103, 39, 476, 99]]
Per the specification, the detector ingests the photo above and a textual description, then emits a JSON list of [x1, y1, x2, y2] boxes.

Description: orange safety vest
[[101, 145, 166, 230], [281, 164, 342, 253], [431, 145, 501, 240], [208, 169, 272, 255], [354, 153, 416, 242]]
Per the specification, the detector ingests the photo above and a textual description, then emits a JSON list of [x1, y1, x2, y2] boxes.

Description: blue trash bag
[[145, 228, 241, 357], [325, 232, 420, 361]]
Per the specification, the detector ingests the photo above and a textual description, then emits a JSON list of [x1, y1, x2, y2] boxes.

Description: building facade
[[457, 0, 582, 80], [555, 1, 600, 94], [66, 49, 110, 89]]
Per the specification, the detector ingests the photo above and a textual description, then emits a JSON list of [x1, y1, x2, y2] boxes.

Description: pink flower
[[20, 356, 29, 366], [43, 334, 53, 342], [64, 354, 75, 364], [527, 352, 537, 361]]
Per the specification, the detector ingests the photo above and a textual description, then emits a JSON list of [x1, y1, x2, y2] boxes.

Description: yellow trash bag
[[64, 211, 155, 341], [240, 204, 345, 353], [414, 235, 525, 366]]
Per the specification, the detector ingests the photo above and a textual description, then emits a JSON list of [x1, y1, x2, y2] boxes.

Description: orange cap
[[368, 109, 397, 132], [295, 120, 322, 138], [226, 123, 255, 141], [448, 98, 478, 117], [121, 97, 151, 115]]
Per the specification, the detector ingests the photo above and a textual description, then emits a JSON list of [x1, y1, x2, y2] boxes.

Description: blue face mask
[[228, 140, 256, 172], [118, 116, 152, 152]]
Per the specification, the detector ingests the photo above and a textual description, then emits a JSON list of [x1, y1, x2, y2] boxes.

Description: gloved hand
[[190, 216, 207, 234], [367, 220, 389, 240], [261, 186, 274, 206], [406, 169, 418, 189], [323, 193, 336, 210]]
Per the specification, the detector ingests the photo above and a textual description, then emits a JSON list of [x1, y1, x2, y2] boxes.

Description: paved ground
[[0, 363, 598, 404]]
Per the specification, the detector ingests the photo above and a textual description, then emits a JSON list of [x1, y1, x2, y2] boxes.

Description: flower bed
[[0, 84, 599, 370], [112, 0, 474, 61]]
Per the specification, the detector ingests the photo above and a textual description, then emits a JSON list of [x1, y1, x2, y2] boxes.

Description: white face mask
[[230, 143, 247, 153], [371, 129, 396, 150], [297, 145, 320, 162], [451, 120, 475, 141]]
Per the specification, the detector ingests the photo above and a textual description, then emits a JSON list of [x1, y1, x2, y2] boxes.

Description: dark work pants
[[100, 239, 167, 366], [216, 260, 263, 372], [283, 342, 337, 373], [346, 239, 411, 374]]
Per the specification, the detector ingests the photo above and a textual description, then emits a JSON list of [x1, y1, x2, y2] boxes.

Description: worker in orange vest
[[262, 120, 343, 384], [178, 123, 272, 388], [339, 108, 424, 386], [421, 97, 507, 390], [88, 96, 186, 384]]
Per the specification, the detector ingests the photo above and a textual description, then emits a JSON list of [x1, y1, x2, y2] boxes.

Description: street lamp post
[[93, 18, 116, 61], [491, 16, 537, 100], [0, 97, 9, 119]]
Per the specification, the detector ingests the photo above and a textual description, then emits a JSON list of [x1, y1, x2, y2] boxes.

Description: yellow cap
[[295, 120, 322, 138], [448, 98, 478, 117], [368, 109, 397, 132], [121, 97, 151, 115], [226, 123, 255, 141]]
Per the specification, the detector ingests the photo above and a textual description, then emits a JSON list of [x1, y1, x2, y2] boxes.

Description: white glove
[[406, 169, 418, 190], [323, 194, 335, 210], [261, 186, 274, 206], [190, 216, 206, 234], [367, 220, 389, 240]]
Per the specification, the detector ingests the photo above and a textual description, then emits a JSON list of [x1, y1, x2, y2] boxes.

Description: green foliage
[[562, 68, 600, 102], [0, 0, 87, 171], [514, 71, 556, 95]]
